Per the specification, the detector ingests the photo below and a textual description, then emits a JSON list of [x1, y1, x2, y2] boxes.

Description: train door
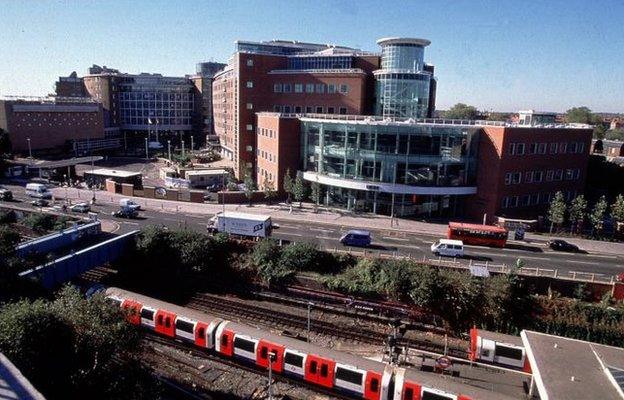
[[364, 371, 382, 400], [194, 321, 209, 348], [401, 382, 422, 400], [121, 300, 142, 325], [478, 338, 495, 363], [154, 310, 176, 337], [304, 354, 335, 388], [256, 340, 285, 373], [140, 306, 156, 328], [205, 320, 222, 350], [215, 325, 234, 357]]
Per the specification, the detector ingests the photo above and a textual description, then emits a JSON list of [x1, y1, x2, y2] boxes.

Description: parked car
[[31, 199, 49, 207], [547, 239, 579, 252], [0, 188, 13, 201], [339, 230, 372, 247], [206, 183, 222, 193], [70, 203, 91, 213]]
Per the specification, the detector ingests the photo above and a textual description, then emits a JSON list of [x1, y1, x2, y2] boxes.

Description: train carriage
[[469, 328, 531, 373]]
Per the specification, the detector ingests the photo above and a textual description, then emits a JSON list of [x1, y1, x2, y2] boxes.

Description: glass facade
[[288, 56, 353, 70], [301, 119, 479, 216], [374, 39, 432, 119]]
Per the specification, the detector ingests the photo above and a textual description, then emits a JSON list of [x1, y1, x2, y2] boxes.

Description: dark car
[[31, 199, 49, 207], [111, 208, 138, 219], [206, 183, 222, 193], [548, 239, 579, 252], [340, 230, 372, 247], [0, 188, 13, 201]]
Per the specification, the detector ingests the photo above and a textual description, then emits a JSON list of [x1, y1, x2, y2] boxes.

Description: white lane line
[[381, 236, 410, 242], [310, 227, 334, 233], [277, 232, 304, 237], [566, 260, 605, 265], [315, 236, 341, 240]]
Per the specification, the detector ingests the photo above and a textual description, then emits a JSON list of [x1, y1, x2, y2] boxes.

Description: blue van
[[340, 230, 372, 247]]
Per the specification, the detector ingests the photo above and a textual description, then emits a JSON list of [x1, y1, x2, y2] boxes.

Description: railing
[[268, 68, 365, 74]]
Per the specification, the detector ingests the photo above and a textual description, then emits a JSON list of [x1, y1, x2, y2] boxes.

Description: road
[[3, 182, 623, 279]]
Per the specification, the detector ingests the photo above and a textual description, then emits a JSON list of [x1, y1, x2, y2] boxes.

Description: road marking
[[381, 236, 410, 242], [277, 232, 304, 237], [122, 221, 140, 226], [566, 260, 605, 265], [310, 227, 333, 233]]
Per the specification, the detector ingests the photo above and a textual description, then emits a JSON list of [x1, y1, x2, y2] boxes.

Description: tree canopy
[[565, 106, 602, 125], [443, 103, 480, 120]]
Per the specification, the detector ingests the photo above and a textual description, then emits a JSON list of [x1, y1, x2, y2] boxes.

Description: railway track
[[185, 293, 469, 359], [143, 332, 346, 400]]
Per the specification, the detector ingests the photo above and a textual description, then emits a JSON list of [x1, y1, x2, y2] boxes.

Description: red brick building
[[466, 126, 593, 223], [256, 113, 301, 192], [0, 97, 104, 155]]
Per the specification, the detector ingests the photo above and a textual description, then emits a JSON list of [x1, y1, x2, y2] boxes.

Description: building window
[[569, 142, 578, 153], [565, 169, 574, 180], [531, 193, 540, 205], [283, 83, 291, 93], [538, 143, 547, 154], [549, 143, 557, 154], [546, 170, 554, 181], [525, 171, 534, 183], [246, 59, 254, 67], [554, 169, 563, 181], [327, 107, 335, 114], [578, 142, 585, 153], [246, 81, 253, 88], [529, 143, 538, 154], [246, 124, 253, 131], [315, 106, 324, 113], [283, 105, 291, 113], [521, 195, 531, 207], [339, 84, 349, 93], [294, 84, 303, 93], [339, 107, 347, 115], [559, 142, 567, 153], [505, 172, 521, 185], [306, 84, 314, 93], [574, 169, 581, 180], [246, 145, 253, 152], [246, 103, 253, 110], [509, 143, 516, 155], [516, 143, 526, 155], [305, 106, 313, 113], [328, 84, 336, 93], [316, 84, 325, 93], [273, 84, 282, 93], [273, 105, 281, 112], [534, 171, 544, 182], [294, 106, 302, 113]]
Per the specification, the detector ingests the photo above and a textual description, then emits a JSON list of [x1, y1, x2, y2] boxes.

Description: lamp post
[[181, 139, 185, 157], [167, 140, 171, 161], [145, 137, 149, 160], [268, 352, 276, 400], [26, 138, 32, 159], [190, 135, 194, 152]]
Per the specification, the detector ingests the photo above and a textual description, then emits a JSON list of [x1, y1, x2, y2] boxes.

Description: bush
[[0, 210, 16, 224], [21, 213, 57, 234], [279, 242, 321, 272]]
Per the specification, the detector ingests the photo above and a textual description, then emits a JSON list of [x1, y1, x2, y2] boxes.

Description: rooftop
[[84, 168, 141, 178], [521, 330, 624, 400], [376, 37, 431, 47]]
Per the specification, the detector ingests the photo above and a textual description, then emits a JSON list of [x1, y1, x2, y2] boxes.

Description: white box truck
[[207, 212, 272, 238]]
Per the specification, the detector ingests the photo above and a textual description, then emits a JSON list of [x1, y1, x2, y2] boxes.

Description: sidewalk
[[54, 187, 624, 257]]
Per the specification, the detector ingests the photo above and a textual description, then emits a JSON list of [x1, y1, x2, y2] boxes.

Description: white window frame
[[534, 171, 544, 182], [509, 143, 516, 155], [525, 171, 534, 183], [538, 143, 547, 154], [294, 84, 303, 93], [546, 170, 554, 181], [246, 103, 253, 110], [246, 59, 254, 67], [246, 81, 253, 88], [516, 143, 526, 155], [273, 84, 282, 93], [554, 169, 563, 181], [549, 143, 558, 154], [305, 84, 315, 93]]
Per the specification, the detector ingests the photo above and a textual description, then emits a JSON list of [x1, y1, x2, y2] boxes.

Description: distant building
[[592, 139, 624, 158], [610, 118, 623, 130], [0, 96, 108, 156], [517, 110, 557, 125], [189, 62, 226, 143], [55, 71, 86, 97]]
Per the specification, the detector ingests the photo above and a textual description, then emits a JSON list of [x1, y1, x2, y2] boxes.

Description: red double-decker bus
[[447, 222, 508, 248]]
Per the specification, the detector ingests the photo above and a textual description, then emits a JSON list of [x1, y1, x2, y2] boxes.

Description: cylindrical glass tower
[[374, 38, 432, 119]]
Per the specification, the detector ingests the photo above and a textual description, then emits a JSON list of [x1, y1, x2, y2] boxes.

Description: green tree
[[283, 168, 294, 204], [547, 191, 566, 233], [0, 225, 20, 258], [593, 124, 607, 139], [21, 213, 57, 234], [443, 103, 480, 120], [279, 242, 320, 272], [486, 112, 509, 122], [568, 195, 588, 234], [310, 180, 321, 212], [589, 195, 608, 236], [262, 176, 277, 205], [565, 106, 601, 124], [611, 194, 624, 235], [606, 129, 624, 141], [243, 167, 255, 206], [292, 172, 308, 208]]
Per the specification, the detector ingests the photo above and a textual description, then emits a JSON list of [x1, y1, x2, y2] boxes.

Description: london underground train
[[469, 328, 531, 373], [106, 288, 515, 400]]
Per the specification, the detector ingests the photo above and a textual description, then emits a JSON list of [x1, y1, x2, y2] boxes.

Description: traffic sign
[[436, 356, 452, 370]]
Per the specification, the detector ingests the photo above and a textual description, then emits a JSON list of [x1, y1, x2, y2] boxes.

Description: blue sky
[[1, 0, 623, 112]]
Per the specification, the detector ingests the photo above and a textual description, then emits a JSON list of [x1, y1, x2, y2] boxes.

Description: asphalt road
[[3, 182, 623, 279]]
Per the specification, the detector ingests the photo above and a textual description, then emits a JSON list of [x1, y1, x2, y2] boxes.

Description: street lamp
[[167, 140, 171, 161], [181, 139, 185, 157], [145, 137, 149, 160], [26, 138, 32, 159], [190, 135, 194, 152]]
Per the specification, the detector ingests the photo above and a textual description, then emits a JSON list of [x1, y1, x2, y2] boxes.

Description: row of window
[[273, 105, 348, 114], [504, 168, 581, 185], [258, 168, 274, 183], [258, 127, 277, 138], [509, 141, 585, 156], [502, 190, 578, 209], [273, 83, 349, 94], [258, 149, 276, 163]]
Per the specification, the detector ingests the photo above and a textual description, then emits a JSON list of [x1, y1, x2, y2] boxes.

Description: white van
[[25, 183, 52, 199], [119, 198, 141, 211], [431, 239, 464, 257]]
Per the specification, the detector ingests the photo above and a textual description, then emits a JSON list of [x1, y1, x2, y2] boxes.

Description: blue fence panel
[[16, 221, 102, 258], [19, 230, 138, 289]]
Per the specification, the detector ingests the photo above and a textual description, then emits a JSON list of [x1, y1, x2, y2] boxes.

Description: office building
[[189, 62, 227, 144]]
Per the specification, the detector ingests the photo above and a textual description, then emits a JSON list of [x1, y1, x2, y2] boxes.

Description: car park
[[547, 239, 579, 252], [70, 203, 91, 213], [339, 230, 372, 247]]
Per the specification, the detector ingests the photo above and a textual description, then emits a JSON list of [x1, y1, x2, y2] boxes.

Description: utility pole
[[268, 352, 276, 400], [26, 138, 32, 159], [190, 135, 194, 152]]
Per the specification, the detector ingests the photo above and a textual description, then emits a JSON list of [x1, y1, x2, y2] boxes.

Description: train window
[[481, 349, 490, 357], [233, 337, 256, 353], [403, 388, 414, 400], [320, 364, 328, 378], [421, 390, 453, 400], [221, 335, 228, 347], [197, 327, 205, 338], [175, 319, 194, 333], [310, 361, 318, 374], [140, 308, 154, 320], [157, 315, 163, 325], [495, 344, 523, 360], [335, 367, 362, 385], [164, 317, 170, 328], [260, 347, 268, 359], [370, 378, 379, 392], [284, 352, 303, 367]]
